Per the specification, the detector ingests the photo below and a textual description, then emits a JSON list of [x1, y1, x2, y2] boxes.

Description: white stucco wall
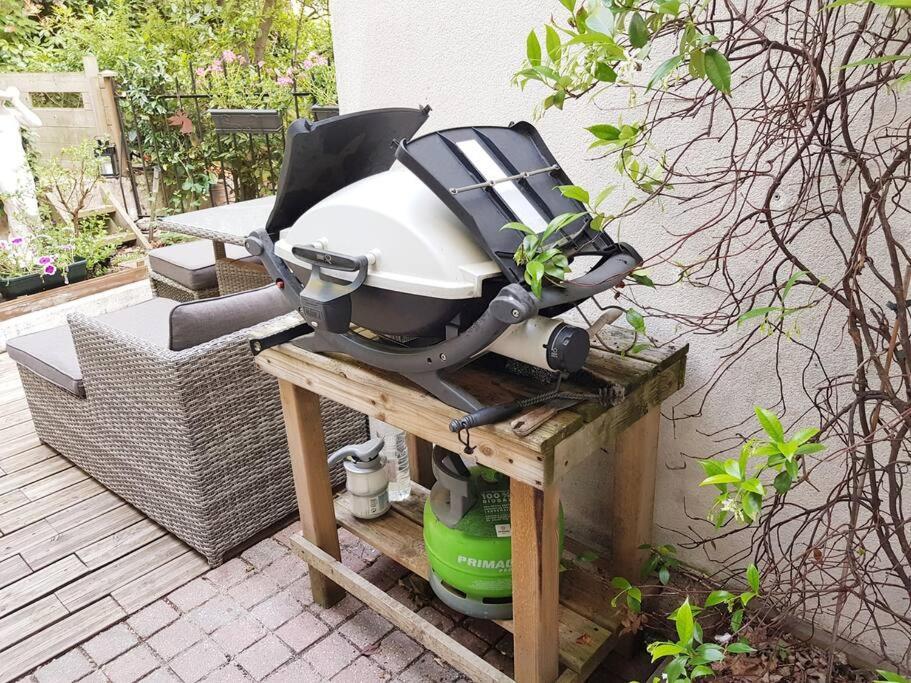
[[329, 0, 908, 664]]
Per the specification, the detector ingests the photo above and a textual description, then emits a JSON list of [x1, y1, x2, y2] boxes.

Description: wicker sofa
[[7, 286, 368, 565]]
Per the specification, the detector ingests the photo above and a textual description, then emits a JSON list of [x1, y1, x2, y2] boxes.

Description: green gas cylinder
[[423, 447, 563, 620]]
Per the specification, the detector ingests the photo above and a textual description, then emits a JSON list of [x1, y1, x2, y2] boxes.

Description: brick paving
[[19, 523, 513, 683]]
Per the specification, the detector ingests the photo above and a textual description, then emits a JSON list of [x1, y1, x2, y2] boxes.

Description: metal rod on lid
[[448, 164, 560, 195]]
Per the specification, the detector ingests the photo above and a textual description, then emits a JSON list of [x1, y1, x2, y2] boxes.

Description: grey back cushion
[[169, 285, 293, 351]]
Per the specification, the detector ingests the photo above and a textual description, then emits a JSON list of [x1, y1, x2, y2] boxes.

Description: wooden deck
[[0, 352, 208, 682]]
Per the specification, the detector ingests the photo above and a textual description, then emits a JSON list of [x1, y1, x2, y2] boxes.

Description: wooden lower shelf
[[332, 484, 621, 681]]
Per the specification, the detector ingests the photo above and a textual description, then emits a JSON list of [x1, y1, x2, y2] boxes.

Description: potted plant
[[0, 235, 87, 300]]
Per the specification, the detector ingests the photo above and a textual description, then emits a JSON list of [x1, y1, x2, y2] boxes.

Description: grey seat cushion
[[169, 285, 293, 351], [7, 298, 179, 397], [148, 240, 258, 291]]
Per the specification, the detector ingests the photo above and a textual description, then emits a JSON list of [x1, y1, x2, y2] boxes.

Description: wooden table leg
[[510, 478, 561, 683], [405, 433, 434, 489], [278, 379, 345, 607], [610, 406, 660, 580]]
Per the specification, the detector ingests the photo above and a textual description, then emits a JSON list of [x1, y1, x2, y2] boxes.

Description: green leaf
[[689, 49, 706, 78], [558, 0, 575, 10], [647, 55, 682, 90], [502, 221, 535, 235], [791, 427, 819, 446], [842, 54, 911, 69], [875, 671, 911, 683], [593, 185, 616, 208], [691, 665, 715, 678], [611, 576, 632, 590], [781, 269, 807, 300], [541, 211, 586, 240], [795, 442, 826, 456], [628, 12, 649, 48], [647, 642, 685, 660], [626, 308, 646, 333], [746, 563, 760, 593], [630, 272, 655, 288], [586, 5, 614, 36], [577, 550, 599, 563], [526, 30, 542, 67], [742, 492, 761, 522], [700, 459, 725, 477], [727, 641, 757, 654], [730, 608, 744, 632], [587, 123, 621, 141], [773, 470, 793, 495], [700, 474, 740, 486], [737, 306, 779, 324], [545, 25, 562, 64], [872, 0, 911, 7], [695, 643, 725, 662], [740, 479, 765, 496], [594, 61, 618, 82], [525, 260, 545, 298], [675, 598, 694, 645], [557, 184, 590, 204], [755, 407, 785, 442], [658, 566, 670, 585], [704, 48, 732, 94], [705, 590, 735, 607]]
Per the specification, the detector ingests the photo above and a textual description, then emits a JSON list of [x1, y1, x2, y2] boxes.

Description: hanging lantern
[[95, 140, 119, 178]]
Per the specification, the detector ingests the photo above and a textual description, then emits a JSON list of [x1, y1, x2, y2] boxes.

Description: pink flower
[[11, 237, 23, 245], [222, 49, 237, 63], [195, 67, 207, 77], [302, 59, 313, 70], [209, 62, 223, 73], [257, 60, 265, 68], [315, 55, 328, 66], [37, 255, 52, 265], [238, 55, 247, 64], [276, 76, 293, 86], [0, 240, 8, 250], [43, 264, 56, 276]]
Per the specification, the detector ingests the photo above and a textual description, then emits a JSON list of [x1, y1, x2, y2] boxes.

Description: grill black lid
[[265, 106, 430, 239], [396, 122, 616, 284]]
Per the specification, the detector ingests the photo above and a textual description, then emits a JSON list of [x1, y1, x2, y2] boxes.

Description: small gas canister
[[327, 438, 390, 519]]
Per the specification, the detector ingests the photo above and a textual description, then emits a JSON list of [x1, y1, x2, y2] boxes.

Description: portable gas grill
[[247, 106, 642, 421]]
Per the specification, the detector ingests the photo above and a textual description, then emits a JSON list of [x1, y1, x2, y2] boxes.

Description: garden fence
[[112, 63, 316, 219]]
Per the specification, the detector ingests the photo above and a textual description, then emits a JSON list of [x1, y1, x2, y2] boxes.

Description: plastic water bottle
[[369, 418, 411, 501]]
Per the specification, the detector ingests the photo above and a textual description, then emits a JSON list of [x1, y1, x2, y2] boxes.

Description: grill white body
[[275, 165, 501, 300]]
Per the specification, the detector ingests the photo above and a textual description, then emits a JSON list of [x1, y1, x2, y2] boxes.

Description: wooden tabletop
[[255, 326, 687, 489]]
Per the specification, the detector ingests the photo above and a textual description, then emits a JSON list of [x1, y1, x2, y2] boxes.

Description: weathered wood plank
[[110, 551, 208, 613], [0, 479, 104, 534], [0, 597, 126, 683], [291, 534, 512, 683], [21, 467, 88, 501], [22, 505, 143, 570], [0, 555, 87, 617], [45, 490, 121, 533], [0, 265, 149, 323], [0, 445, 56, 474], [0, 593, 68, 650], [335, 493, 615, 675], [0, 456, 70, 497], [0, 420, 35, 442], [0, 491, 28, 516], [278, 380, 345, 608], [0, 521, 59, 563], [56, 535, 188, 611], [0, 433, 41, 460], [511, 479, 561, 682], [0, 556, 30, 590], [0, 408, 31, 429], [75, 518, 164, 569]]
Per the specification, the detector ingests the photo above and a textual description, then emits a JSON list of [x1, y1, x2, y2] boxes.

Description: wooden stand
[[255, 329, 686, 683]]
